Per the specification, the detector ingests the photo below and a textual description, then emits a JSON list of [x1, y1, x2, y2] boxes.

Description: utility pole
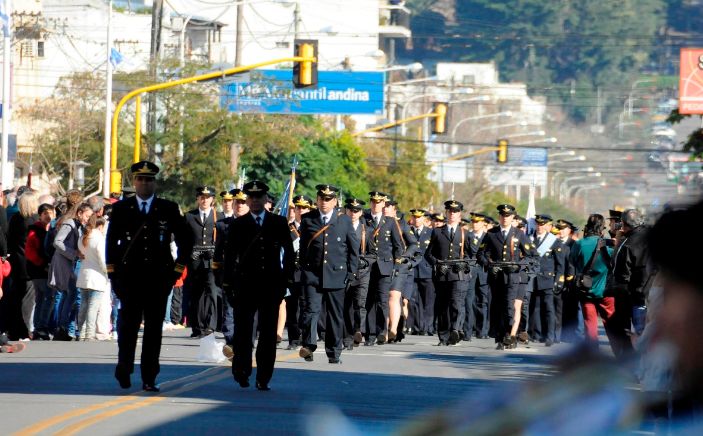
[[234, 0, 243, 66], [1, 0, 12, 189], [103, 0, 113, 196], [294, 1, 300, 38], [147, 0, 164, 153]]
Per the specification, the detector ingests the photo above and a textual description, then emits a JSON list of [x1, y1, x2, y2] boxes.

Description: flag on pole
[[273, 156, 298, 218], [110, 48, 134, 68], [525, 181, 537, 236], [0, 1, 10, 37]]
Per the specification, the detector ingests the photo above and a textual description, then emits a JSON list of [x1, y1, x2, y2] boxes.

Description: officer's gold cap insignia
[[202, 188, 210, 195], [370, 193, 385, 202], [233, 191, 247, 200], [436, 214, 445, 220], [351, 200, 360, 207], [320, 187, 333, 196], [502, 207, 511, 212], [450, 202, 458, 208], [135, 163, 153, 175], [221, 192, 234, 200], [248, 183, 261, 192], [411, 210, 425, 217]]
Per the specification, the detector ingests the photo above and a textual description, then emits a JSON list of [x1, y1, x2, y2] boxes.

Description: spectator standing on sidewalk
[[6, 190, 40, 340], [27, 203, 56, 340], [76, 215, 109, 340]]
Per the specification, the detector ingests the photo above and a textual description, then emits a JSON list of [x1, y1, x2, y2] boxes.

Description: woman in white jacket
[[76, 216, 109, 341]]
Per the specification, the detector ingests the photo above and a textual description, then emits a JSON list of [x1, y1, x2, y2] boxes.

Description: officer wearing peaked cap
[[477, 204, 534, 350], [467, 212, 491, 340], [425, 200, 472, 346], [184, 186, 225, 339], [222, 181, 295, 390], [284, 194, 314, 350], [342, 197, 372, 349], [553, 218, 577, 343], [431, 212, 446, 228], [362, 191, 404, 345], [107, 161, 194, 391], [407, 208, 436, 337], [298, 184, 359, 363], [382, 195, 417, 343], [213, 187, 250, 355]]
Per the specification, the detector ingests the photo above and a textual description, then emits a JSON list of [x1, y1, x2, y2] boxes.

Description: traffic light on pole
[[497, 139, 508, 163], [432, 102, 448, 134], [293, 39, 318, 89]]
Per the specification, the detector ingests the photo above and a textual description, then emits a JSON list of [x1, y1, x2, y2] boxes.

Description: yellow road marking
[[12, 351, 299, 436]]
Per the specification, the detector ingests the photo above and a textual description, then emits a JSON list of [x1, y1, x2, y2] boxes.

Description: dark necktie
[[141, 201, 147, 215], [323, 216, 328, 226], [503, 230, 508, 240], [449, 227, 454, 240], [256, 216, 262, 227], [536, 236, 542, 247]]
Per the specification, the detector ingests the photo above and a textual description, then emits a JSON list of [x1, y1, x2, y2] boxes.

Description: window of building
[[37, 41, 44, 58]]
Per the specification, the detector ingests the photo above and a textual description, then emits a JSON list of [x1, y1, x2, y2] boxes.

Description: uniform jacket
[[289, 221, 302, 282], [299, 209, 359, 289], [184, 209, 224, 270], [477, 226, 533, 285], [222, 211, 294, 293], [562, 238, 575, 280], [351, 219, 372, 286], [531, 233, 566, 291], [363, 212, 404, 277], [467, 230, 488, 285], [213, 215, 234, 269], [411, 225, 433, 279], [106, 196, 193, 288], [424, 224, 472, 282]]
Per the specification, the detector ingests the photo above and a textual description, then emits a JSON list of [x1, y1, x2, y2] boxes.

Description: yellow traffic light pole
[[351, 113, 441, 138], [110, 55, 316, 193], [428, 146, 502, 167]]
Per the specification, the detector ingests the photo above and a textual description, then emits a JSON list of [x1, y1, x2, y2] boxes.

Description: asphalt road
[[0, 330, 565, 436]]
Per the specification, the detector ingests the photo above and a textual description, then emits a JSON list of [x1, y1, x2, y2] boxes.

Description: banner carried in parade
[[221, 70, 385, 115]]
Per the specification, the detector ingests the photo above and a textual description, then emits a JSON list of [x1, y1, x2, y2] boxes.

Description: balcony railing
[[379, 5, 411, 38]]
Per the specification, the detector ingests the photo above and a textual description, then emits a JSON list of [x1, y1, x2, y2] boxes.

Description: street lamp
[[70, 161, 91, 190], [401, 94, 488, 121], [560, 172, 601, 202], [551, 167, 594, 197], [511, 137, 557, 146], [548, 150, 575, 158], [628, 78, 656, 116], [573, 182, 608, 211]]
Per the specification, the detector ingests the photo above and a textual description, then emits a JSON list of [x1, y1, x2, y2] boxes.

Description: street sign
[[679, 48, 703, 114], [221, 70, 385, 115], [493, 147, 548, 166]]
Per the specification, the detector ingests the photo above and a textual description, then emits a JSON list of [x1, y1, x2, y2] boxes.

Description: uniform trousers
[[462, 277, 476, 337], [343, 268, 370, 346], [116, 282, 170, 385], [221, 292, 235, 346], [301, 285, 345, 359], [169, 285, 184, 325], [285, 283, 302, 346], [472, 274, 491, 337], [231, 284, 281, 385], [365, 268, 391, 342], [410, 278, 435, 334], [488, 274, 518, 343], [434, 280, 465, 344], [529, 287, 556, 341], [519, 276, 534, 334], [186, 266, 219, 335]]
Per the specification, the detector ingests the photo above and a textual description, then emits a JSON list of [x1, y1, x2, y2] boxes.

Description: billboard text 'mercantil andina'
[[221, 70, 385, 115]]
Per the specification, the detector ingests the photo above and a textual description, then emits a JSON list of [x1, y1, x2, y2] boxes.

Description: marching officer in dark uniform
[[342, 198, 371, 349], [407, 209, 435, 336], [424, 200, 472, 346], [184, 186, 223, 339], [363, 191, 404, 345], [213, 188, 248, 360], [222, 181, 294, 390], [285, 194, 313, 350], [466, 212, 490, 340], [107, 161, 193, 391], [477, 204, 534, 350], [554, 219, 578, 342], [298, 185, 359, 364], [527, 214, 565, 347], [383, 196, 417, 342]]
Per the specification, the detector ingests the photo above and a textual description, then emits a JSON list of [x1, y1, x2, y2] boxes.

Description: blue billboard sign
[[221, 70, 385, 115], [493, 147, 548, 166]]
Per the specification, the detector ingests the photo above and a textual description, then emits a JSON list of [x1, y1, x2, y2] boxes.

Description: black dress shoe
[[142, 383, 160, 392], [255, 380, 270, 391], [233, 370, 250, 388], [299, 347, 314, 362], [545, 339, 554, 347], [419, 331, 427, 336], [286, 343, 300, 350], [345, 344, 354, 351], [364, 340, 375, 346], [437, 341, 448, 346], [115, 365, 131, 389], [377, 333, 387, 344], [328, 357, 342, 364], [496, 343, 505, 350], [449, 330, 460, 345], [458, 331, 466, 341], [189, 332, 201, 339]]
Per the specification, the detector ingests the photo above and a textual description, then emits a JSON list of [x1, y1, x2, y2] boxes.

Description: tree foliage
[[404, 0, 668, 122]]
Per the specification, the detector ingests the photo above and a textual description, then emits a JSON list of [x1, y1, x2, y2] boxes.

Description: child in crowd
[[76, 215, 109, 341]]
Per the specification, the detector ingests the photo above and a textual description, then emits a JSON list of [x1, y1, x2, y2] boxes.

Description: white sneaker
[[111, 331, 118, 340], [163, 322, 175, 331]]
